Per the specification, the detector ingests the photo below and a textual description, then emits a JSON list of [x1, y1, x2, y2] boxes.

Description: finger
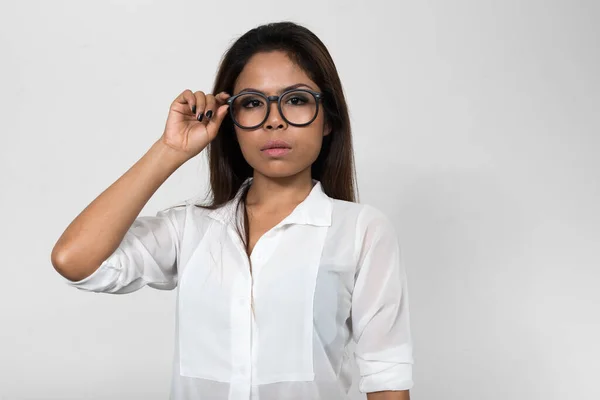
[[206, 103, 230, 136], [193, 91, 206, 121], [215, 91, 231, 101], [173, 89, 196, 115], [204, 94, 217, 122], [215, 92, 231, 107]]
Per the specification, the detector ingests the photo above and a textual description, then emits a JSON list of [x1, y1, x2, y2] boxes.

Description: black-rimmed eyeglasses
[[226, 88, 323, 129]]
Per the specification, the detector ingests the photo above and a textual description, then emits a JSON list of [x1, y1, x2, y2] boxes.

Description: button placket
[[230, 270, 252, 381]]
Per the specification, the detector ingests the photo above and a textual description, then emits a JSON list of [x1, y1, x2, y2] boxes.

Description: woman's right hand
[[160, 89, 231, 161]]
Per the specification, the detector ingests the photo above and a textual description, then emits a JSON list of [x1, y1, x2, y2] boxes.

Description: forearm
[[367, 390, 410, 400], [51, 139, 188, 281]]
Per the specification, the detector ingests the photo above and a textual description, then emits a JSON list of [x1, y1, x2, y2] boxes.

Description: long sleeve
[[351, 206, 414, 393], [61, 205, 186, 294]]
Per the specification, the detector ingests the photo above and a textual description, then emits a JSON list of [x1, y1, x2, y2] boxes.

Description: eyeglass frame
[[226, 88, 324, 129]]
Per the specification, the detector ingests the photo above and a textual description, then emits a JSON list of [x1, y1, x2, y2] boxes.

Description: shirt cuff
[[62, 261, 121, 292], [359, 362, 414, 393]]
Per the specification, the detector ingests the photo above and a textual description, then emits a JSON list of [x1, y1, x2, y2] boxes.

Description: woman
[[51, 21, 414, 400]]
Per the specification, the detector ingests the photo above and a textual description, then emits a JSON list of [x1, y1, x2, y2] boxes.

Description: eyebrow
[[236, 83, 315, 95]]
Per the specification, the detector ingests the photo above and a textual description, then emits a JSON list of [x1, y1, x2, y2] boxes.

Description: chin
[[253, 164, 310, 180], [259, 168, 300, 179]]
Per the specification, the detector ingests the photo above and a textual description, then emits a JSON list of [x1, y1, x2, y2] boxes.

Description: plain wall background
[[1, 0, 598, 399]]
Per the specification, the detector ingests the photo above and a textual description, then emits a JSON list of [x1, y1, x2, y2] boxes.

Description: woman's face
[[232, 51, 330, 179]]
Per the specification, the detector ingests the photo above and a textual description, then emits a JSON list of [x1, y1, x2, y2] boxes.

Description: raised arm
[[51, 89, 230, 282], [51, 139, 187, 282]]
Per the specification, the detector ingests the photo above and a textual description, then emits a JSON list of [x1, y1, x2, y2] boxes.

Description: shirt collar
[[206, 177, 332, 227]]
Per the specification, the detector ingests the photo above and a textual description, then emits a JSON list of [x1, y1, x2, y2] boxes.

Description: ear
[[323, 121, 332, 137]]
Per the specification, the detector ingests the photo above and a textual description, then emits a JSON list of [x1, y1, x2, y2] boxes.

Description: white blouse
[[63, 178, 414, 399]]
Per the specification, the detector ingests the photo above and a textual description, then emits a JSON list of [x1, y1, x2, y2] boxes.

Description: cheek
[[289, 131, 325, 167], [235, 131, 257, 160], [298, 132, 324, 156]]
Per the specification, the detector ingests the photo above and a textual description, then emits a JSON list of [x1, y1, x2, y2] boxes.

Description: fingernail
[[205, 110, 213, 119], [192, 105, 196, 114], [197, 113, 203, 122]]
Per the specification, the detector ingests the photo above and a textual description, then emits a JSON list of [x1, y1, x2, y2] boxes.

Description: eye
[[286, 95, 309, 105], [241, 98, 264, 108]]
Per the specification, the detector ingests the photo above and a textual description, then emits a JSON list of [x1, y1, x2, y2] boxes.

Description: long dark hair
[[195, 21, 358, 255]]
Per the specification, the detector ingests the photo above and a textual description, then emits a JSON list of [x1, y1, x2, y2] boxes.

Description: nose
[[264, 99, 287, 130]]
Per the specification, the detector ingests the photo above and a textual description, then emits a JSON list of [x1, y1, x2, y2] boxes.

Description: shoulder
[[330, 199, 395, 234], [327, 200, 400, 264], [157, 200, 217, 228], [158, 201, 193, 219]]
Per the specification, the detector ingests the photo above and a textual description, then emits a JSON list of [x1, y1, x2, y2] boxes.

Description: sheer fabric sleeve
[[351, 205, 414, 393], [62, 205, 186, 294]]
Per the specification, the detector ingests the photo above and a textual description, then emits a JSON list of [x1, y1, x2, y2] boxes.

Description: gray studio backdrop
[[1, 1, 598, 399]]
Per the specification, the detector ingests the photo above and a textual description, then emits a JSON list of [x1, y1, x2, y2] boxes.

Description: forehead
[[233, 51, 317, 94]]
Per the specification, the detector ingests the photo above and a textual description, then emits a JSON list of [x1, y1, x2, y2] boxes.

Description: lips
[[261, 139, 292, 151]]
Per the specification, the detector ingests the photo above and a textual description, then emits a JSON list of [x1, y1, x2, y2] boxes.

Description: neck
[[245, 168, 314, 209]]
